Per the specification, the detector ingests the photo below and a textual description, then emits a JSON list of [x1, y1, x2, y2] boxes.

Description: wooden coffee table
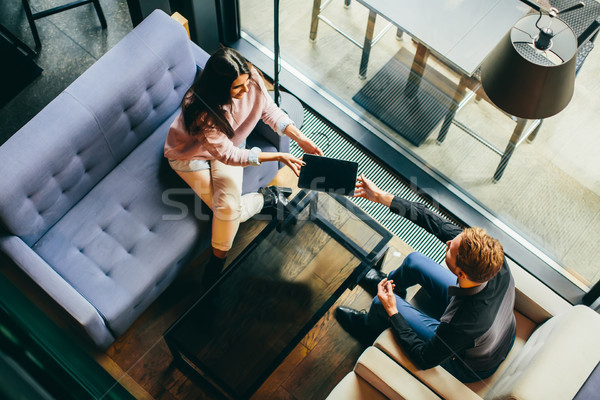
[[163, 190, 392, 399]]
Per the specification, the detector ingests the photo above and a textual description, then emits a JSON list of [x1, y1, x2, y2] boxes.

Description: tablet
[[298, 154, 358, 196]]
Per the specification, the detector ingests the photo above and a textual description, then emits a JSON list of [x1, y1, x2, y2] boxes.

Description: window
[[239, 0, 600, 297]]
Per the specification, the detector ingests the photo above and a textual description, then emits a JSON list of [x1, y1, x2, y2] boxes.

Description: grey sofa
[[0, 10, 290, 349]]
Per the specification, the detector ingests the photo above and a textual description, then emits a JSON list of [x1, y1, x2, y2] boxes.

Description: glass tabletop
[[164, 191, 391, 399]]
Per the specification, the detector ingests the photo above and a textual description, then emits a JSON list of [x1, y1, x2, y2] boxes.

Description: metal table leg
[[527, 119, 543, 143], [493, 118, 527, 182], [359, 10, 377, 79], [91, 0, 107, 29], [396, 27, 404, 40], [21, 0, 107, 49], [309, 0, 322, 42], [437, 74, 469, 143], [403, 43, 429, 98], [20, 0, 41, 49]]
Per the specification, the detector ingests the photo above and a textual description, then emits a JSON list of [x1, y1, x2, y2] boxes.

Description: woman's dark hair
[[181, 47, 251, 138]]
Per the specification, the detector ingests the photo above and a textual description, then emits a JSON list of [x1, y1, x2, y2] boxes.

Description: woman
[[164, 47, 323, 281]]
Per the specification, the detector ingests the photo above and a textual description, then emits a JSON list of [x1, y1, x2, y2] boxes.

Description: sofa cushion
[[0, 93, 115, 245], [65, 10, 198, 166], [327, 347, 440, 400], [32, 114, 210, 336], [487, 305, 600, 400], [508, 257, 571, 324], [0, 11, 201, 247]]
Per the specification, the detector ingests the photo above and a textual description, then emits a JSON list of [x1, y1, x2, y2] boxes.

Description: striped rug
[[289, 108, 465, 265]]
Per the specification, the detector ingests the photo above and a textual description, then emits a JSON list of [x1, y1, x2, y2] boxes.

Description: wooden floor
[[96, 167, 417, 400]]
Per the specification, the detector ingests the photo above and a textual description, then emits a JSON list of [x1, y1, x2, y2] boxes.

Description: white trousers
[[174, 160, 264, 251]]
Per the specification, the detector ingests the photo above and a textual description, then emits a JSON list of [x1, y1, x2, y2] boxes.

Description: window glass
[[240, 0, 600, 290]]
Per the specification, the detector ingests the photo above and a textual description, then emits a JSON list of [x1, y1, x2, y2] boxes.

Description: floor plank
[[281, 301, 366, 399], [251, 343, 310, 400], [266, 386, 298, 400]]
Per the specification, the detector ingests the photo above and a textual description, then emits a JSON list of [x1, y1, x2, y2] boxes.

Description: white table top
[[357, 0, 530, 75]]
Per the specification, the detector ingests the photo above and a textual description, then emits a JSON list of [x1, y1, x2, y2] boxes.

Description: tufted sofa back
[[0, 11, 197, 245]]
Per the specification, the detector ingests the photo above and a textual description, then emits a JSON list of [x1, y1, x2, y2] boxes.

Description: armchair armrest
[[374, 329, 482, 400], [355, 346, 439, 400], [508, 258, 571, 323], [326, 346, 439, 400], [487, 305, 600, 400], [0, 235, 114, 349]]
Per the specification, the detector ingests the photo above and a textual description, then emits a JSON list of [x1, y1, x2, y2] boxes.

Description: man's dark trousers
[[364, 251, 496, 382]]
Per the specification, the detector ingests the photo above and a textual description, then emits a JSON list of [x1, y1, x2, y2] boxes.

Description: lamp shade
[[481, 14, 577, 119]]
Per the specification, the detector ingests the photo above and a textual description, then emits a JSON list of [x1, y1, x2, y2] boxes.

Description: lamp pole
[[270, 0, 305, 129], [274, 0, 281, 106]]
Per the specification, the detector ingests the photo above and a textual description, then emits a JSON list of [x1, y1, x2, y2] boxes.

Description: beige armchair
[[326, 346, 439, 399], [328, 259, 600, 399]]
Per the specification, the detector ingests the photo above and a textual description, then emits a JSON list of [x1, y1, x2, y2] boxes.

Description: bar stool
[[21, 0, 107, 50]]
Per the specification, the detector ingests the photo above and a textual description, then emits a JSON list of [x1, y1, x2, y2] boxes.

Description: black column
[[126, 0, 171, 26], [217, 0, 240, 45], [582, 281, 600, 306], [168, 0, 218, 54], [168, 0, 240, 53]]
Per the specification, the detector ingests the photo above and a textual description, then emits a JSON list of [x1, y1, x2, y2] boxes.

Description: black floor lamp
[[272, 0, 304, 128], [481, 0, 585, 119]]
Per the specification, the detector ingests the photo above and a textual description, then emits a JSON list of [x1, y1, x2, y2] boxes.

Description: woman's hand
[[284, 125, 324, 156], [377, 278, 398, 317], [353, 174, 394, 207], [296, 135, 324, 156], [278, 153, 305, 177], [258, 152, 305, 177]]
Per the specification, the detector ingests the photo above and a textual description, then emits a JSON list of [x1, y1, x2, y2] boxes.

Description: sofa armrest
[[171, 12, 190, 39], [251, 120, 291, 152], [0, 236, 114, 349], [374, 329, 482, 400]]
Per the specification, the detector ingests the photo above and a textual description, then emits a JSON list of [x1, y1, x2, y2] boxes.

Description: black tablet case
[[298, 154, 358, 196]]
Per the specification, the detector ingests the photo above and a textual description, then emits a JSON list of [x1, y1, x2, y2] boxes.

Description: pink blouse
[[164, 68, 293, 166]]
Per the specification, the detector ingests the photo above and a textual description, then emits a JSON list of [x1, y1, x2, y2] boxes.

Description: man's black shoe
[[335, 306, 374, 346], [359, 268, 387, 296]]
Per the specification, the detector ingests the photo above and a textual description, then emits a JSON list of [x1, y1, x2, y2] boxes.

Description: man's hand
[[377, 278, 398, 317], [354, 174, 394, 207]]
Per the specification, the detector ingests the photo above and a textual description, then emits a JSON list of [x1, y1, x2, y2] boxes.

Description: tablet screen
[[298, 154, 358, 196]]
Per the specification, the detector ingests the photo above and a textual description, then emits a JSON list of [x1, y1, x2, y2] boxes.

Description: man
[[336, 175, 516, 383]]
